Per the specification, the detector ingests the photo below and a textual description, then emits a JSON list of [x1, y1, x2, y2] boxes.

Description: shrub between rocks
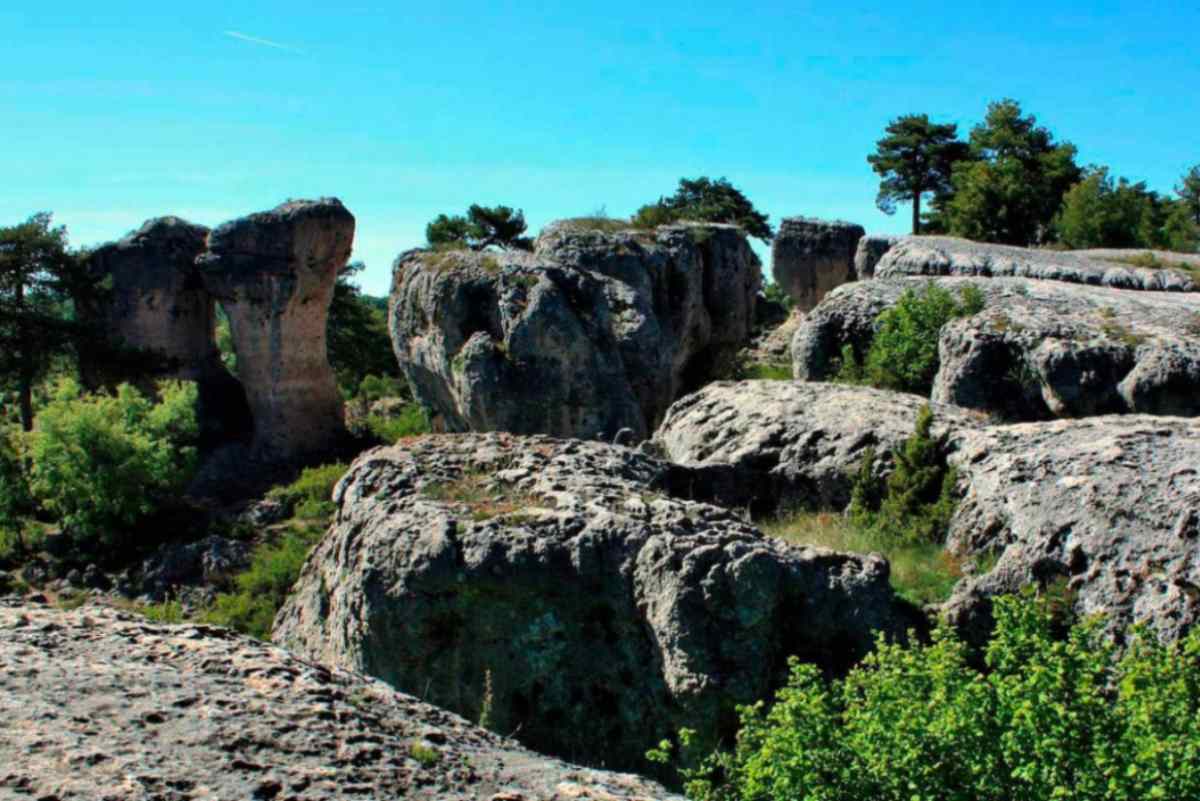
[[653, 594, 1200, 801]]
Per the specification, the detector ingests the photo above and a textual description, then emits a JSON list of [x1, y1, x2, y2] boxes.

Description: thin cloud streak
[[223, 30, 303, 54]]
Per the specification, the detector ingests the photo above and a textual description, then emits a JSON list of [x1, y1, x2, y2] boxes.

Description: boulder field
[[388, 221, 761, 441], [0, 600, 679, 801], [273, 432, 919, 775], [791, 275, 1200, 420]]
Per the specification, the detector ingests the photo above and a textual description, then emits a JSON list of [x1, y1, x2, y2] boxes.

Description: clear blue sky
[[3, 2, 1197, 295]]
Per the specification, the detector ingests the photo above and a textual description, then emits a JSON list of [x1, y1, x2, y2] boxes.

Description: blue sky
[[3, 2, 1198, 295]]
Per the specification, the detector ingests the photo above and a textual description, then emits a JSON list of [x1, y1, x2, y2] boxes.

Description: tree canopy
[[633, 177, 773, 243], [326, 261, 402, 397], [1177, 164, 1200, 226], [425, 205, 533, 251], [867, 114, 970, 234]]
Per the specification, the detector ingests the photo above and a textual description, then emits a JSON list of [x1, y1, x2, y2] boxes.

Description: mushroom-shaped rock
[[273, 433, 918, 776], [198, 199, 354, 461], [771, 217, 865, 310]]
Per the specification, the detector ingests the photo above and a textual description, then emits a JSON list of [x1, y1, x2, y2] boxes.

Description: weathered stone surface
[[274, 433, 916, 775], [199, 199, 354, 461], [138, 534, 251, 598], [1075, 248, 1200, 271], [875, 236, 1197, 291], [853, 233, 901, 280], [771, 218, 866, 310], [943, 416, 1200, 643], [654, 381, 980, 513], [388, 222, 760, 441], [0, 600, 679, 801], [792, 276, 1200, 419]]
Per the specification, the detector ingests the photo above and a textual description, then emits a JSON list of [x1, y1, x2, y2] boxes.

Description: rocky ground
[[0, 599, 680, 801]]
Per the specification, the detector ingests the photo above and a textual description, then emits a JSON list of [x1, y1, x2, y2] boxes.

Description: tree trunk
[[911, 191, 921, 235]]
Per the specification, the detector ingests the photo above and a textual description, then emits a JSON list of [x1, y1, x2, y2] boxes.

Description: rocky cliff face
[[198, 199, 355, 461], [770, 218, 865, 310], [792, 276, 1200, 420], [0, 599, 679, 801], [388, 222, 760, 441], [273, 433, 917, 775], [876, 236, 1197, 291]]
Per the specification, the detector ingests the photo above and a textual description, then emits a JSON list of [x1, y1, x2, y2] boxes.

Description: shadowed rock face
[[388, 222, 761, 441], [771, 218, 865, 310], [0, 600, 680, 801], [274, 433, 917, 776], [198, 199, 354, 461], [853, 233, 901, 280]]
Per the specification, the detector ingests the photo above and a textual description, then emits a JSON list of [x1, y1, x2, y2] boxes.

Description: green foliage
[[366, 404, 431, 443], [25, 379, 199, 547], [409, 741, 441, 767], [851, 283, 984, 395], [739, 363, 792, 381], [426, 205, 533, 251], [661, 595, 1200, 801], [868, 113, 971, 234], [214, 307, 236, 373], [357, 374, 408, 403], [327, 261, 403, 398], [761, 281, 794, 311], [141, 599, 185, 623], [0, 425, 32, 538], [203, 525, 322, 640], [1056, 168, 1181, 250], [267, 463, 348, 520], [849, 405, 959, 547], [633, 177, 773, 243], [1177, 163, 1200, 225], [946, 99, 1082, 246]]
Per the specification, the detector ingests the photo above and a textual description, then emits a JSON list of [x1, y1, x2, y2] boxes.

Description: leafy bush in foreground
[[654, 595, 1200, 801], [839, 283, 984, 395], [25, 379, 198, 547]]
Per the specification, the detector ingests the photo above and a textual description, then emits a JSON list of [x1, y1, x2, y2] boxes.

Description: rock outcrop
[[274, 433, 917, 775], [792, 276, 1200, 420], [875, 236, 1197, 291], [199, 199, 355, 461], [0, 600, 679, 801], [654, 381, 979, 513], [1075, 248, 1200, 271], [771, 218, 865, 310], [853, 233, 901, 280], [943, 416, 1200, 643], [388, 222, 761, 441]]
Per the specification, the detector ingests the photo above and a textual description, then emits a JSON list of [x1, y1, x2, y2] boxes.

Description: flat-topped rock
[[0, 600, 679, 800], [853, 233, 902, 279], [875, 236, 1196, 291], [771, 217, 865, 310], [274, 432, 917, 776], [943, 416, 1200, 643], [389, 222, 760, 441], [792, 276, 1200, 420], [653, 381, 980, 513]]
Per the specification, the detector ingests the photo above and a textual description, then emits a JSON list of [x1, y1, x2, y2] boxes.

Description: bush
[[267, 463, 348, 520], [203, 526, 322, 640], [367, 404, 431, 442], [656, 595, 1200, 801], [25, 379, 198, 547], [0, 425, 32, 538], [357, 374, 408, 403], [843, 283, 984, 395]]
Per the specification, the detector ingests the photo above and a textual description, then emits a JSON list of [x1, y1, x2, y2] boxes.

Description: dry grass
[[421, 472, 545, 522]]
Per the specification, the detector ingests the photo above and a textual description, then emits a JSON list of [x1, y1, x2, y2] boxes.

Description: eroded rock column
[[199, 199, 354, 461], [771, 217, 865, 310]]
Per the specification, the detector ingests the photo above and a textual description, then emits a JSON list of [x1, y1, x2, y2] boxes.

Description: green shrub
[[203, 525, 322, 640], [357, 374, 408, 403], [0, 425, 33, 546], [852, 283, 984, 395], [25, 379, 198, 547], [656, 595, 1200, 801], [367, 404, 431, 443], [267, 463, 348, 521]]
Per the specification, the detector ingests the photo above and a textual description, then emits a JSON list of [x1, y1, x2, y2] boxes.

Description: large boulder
[[853, 233, 902, 280], [274, 433, 917, 775], [875, 236, 1197, 291], [198, 199, 354, 461], [792, 276, 1200, 420], [653, 381, 980, 513], [771, 217, 866, 310], [943, 416, 1200, 643], [388, 221, 761, 441], [0, 600, 679, 801]]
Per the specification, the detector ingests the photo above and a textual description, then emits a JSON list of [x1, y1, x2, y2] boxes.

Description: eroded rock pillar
[[771, 217, 865, 311]]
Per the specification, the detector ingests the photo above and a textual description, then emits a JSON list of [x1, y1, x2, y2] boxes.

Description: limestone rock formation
[[792, 276, 1200, 419], [0, 600, 679, 801], [771, 217, 866, 310], [653, 381, 979, 513], [198, 199, 354, 461], [853, 233, 901, 280], [942, 416, 1200, 643], [274, 433, 917, 774], [388, 222, 761, 441], [875, 236, 1197, 291], [1075, 248, 1200, 271]]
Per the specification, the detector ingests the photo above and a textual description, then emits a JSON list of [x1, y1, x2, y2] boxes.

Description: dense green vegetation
[[426, 204, 533, 251], [653, 595, 1200, 801], [837, 283, 984, 395], [633, 177, 773, 244], [868, 114, 970, 235]]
